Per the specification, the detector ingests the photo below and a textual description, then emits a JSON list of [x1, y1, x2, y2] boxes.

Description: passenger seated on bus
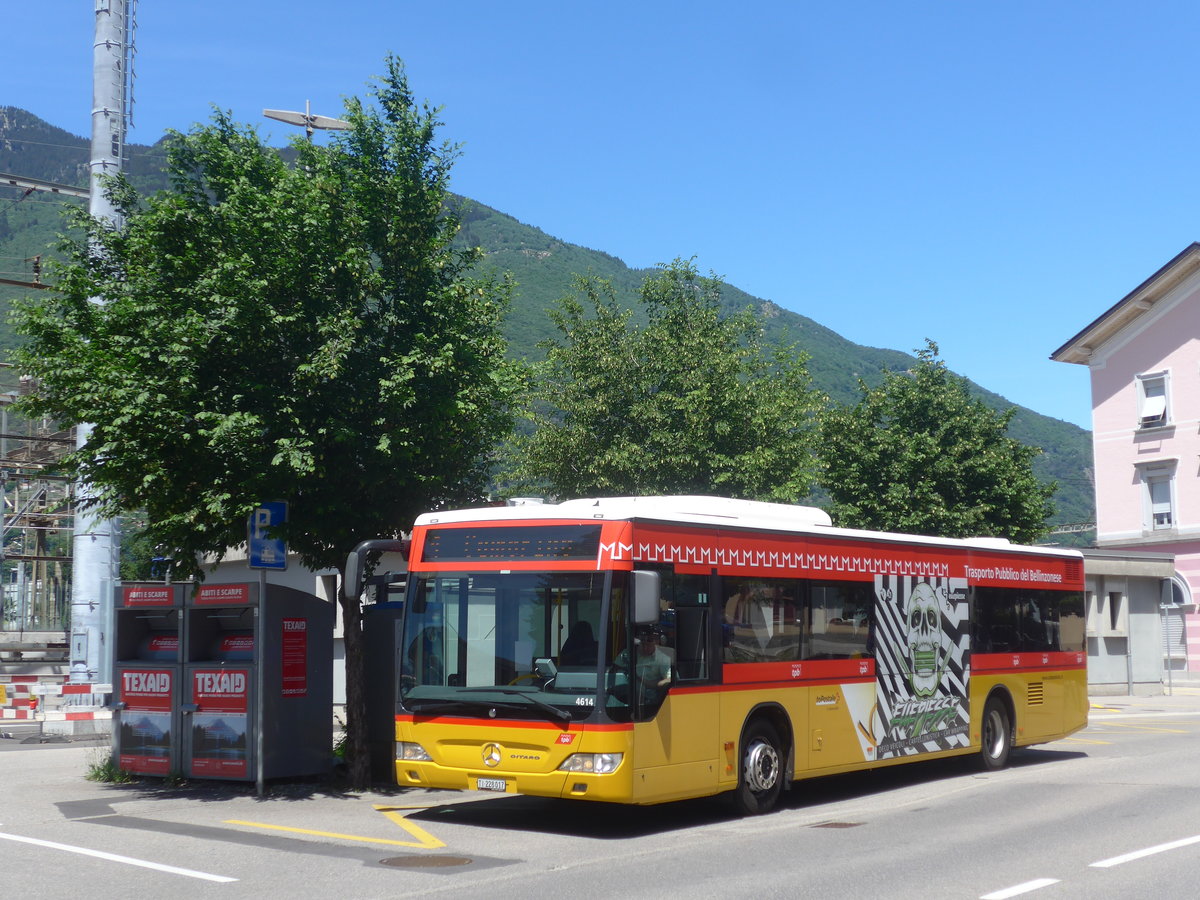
[[559, 621, 598, 667]]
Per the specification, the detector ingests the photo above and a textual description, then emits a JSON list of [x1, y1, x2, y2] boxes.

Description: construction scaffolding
[[0, 371, 74, 638]]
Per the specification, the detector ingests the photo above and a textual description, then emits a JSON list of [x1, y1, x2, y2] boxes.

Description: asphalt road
[[3, 690, 1200, 899]]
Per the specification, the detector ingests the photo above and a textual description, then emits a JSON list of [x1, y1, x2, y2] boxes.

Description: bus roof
[[413, 496, 1082, 561]]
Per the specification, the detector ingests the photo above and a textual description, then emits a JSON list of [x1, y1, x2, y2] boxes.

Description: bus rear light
[[558, 752, 623, 774], [397, 741, 432, 762]]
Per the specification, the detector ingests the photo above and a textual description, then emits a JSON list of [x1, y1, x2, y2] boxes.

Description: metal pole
[[1163, 599, 1174, 697], [1125, 633, 1133, 696], [256, 569, 266, 798], [72, 0, 132, 685]]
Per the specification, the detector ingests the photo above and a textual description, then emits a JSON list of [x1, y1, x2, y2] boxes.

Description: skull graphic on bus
[[905, 581, 949, 698]]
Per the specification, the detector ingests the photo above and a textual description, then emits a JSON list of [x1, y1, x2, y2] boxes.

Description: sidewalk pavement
[[1088, 683, 1200, 716]]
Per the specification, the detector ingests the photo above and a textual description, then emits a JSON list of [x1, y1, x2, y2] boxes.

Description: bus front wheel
[[731, 719, 783, 816], [980, 697, 1013, 771]]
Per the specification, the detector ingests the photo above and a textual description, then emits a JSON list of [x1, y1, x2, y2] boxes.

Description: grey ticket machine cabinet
[[112, 583, 185, 776], [182, 582, 333, 782]]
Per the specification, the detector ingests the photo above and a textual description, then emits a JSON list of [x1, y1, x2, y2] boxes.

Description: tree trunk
[[338, 584, 371, 790]]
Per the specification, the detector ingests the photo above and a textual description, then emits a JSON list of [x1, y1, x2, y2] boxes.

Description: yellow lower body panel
[[390, 668, 1087, 806], [394, 718, 637, 803]]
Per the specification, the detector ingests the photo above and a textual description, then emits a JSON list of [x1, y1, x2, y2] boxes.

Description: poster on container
[[193, 583, 255, 606], [118, 667, 175, 775], [189, 668, 251, 778], [281, 617, 308, 698], [121, 584, 177, 608]]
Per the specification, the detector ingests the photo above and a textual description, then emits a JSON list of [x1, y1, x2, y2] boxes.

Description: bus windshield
[[400, 571, 614, 722]]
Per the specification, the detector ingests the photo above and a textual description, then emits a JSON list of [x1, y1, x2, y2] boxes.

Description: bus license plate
[[476, 777, 506, 792]]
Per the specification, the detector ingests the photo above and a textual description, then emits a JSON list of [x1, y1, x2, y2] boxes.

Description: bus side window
[[721, 577, 803, 663], [1021, 592, 1058, 652], [674, 606, 708, 680], [1057, 591, 1086, 653], [808, 582, 871, 659], [973, 587, 1019, 653], [660, 572, 710, 681]]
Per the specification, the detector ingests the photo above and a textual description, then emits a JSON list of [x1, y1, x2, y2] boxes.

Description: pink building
[[1053, 243, 1200, 673]]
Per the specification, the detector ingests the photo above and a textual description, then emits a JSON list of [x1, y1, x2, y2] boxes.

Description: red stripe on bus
[[409, 518, 1084, 589], [722, 658, 874, 684], [972, 650, 1086, 675]]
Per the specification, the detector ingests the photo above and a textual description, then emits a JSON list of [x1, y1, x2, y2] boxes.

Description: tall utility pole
[[71, 0, 136, 683]]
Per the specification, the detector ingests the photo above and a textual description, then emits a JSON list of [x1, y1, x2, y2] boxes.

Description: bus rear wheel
[[731, 719, 783, 815], [980, 697, 1012, 771]]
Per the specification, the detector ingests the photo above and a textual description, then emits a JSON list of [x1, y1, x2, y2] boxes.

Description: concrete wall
[[1081, 550, 1174, 695], [1085, 572, 1164, 694]]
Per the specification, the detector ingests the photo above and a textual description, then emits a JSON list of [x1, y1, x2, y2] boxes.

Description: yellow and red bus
[[350, 496, 1086, 814]]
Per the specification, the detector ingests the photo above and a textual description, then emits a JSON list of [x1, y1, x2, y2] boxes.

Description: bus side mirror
[[632, 570, 660, 624], [343, 538, 411, 601], [343, 550, 363, 601]]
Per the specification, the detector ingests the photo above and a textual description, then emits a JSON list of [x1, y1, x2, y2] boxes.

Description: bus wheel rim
[[744, 739, 780, 793], [984, 709, 1003, 756]]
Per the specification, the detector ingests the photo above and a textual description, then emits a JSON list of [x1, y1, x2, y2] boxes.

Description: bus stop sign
[[249, 501, 288, 570]]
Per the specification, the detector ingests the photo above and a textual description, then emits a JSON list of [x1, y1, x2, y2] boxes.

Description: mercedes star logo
[[482, 742, 502, 767]]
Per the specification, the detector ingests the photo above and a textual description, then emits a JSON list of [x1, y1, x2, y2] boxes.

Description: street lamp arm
[[263, 101, 351, 140]]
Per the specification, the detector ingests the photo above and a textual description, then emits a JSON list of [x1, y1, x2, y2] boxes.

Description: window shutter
[[1140, 393, 1167, 426]]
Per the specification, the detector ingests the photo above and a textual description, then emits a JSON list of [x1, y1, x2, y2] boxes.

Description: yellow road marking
[[373, 805, 445, 848], [1060, 737, 1112, 745], [374, 804, 435, 810], [225, 812, 444, 850]]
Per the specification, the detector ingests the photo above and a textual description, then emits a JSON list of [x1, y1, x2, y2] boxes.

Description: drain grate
[[380, 856, 473, 869], [812, 821, 863, 829]]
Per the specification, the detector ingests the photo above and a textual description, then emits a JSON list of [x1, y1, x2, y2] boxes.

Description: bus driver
[[616, 624, 672, 704]]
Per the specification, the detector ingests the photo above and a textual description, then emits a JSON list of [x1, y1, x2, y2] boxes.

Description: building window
[[1107, 591, 1127, 634], [1136, 372, 1169, 428], [1140, 463, 1176, 530]]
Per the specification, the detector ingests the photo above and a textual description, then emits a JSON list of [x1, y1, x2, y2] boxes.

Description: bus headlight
[[558, 752, 623, 774], [397, 741, 432, 761]]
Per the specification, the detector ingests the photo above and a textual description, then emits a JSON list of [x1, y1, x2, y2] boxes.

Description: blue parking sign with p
[[249, 501, 288, 570]]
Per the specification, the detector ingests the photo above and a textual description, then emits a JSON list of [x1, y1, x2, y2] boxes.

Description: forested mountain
[[0, 107, 1094, 536]]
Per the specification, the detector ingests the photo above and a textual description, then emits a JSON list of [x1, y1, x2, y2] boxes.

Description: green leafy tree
[[12, 57, 518, 787], [817, 340, 1055, 543], [516, 258, 824, 501]]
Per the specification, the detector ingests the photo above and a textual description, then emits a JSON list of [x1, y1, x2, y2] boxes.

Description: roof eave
[[1051, 242, 1200, 365]]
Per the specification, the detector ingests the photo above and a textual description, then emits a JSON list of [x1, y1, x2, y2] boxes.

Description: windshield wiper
[[403, 700, 467, 716], [453, 688, 572, 723]]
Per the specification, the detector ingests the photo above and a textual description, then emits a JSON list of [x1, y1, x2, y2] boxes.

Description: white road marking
[[980, 877, 1060, 898], [1087, 710, 1200, 721], [1090, 833, 1200, 868], [0, 828, 237, 882]]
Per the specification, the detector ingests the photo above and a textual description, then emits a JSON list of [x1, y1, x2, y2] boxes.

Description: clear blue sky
[[10, 1, 1200, 431]]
